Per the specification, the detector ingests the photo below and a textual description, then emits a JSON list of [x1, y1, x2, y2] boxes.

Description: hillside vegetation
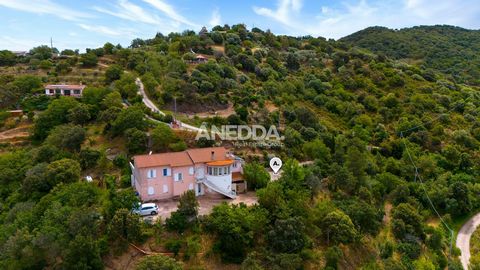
[[0, 24, 479, 269], [341, 25, 480, 85]]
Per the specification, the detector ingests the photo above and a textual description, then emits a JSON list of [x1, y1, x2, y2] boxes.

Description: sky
[[0, 0, 479, 52]]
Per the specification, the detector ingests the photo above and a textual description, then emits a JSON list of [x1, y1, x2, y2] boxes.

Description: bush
[[243, 162, 270, 190], [136, 254, 182, 270], [165, 239, 183, 257]]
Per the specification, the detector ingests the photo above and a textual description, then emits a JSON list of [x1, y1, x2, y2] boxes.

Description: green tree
[[0, 50, 16, 66], [177, 190, 199, 218], [81, 52, 98, 67], [103, 42, 115, 54], [125, 128, 147, 155], [302, 139, 331, 161], [136, 254, 182, 270], [105, 64, 123, 84], [62, 235, 103, 270], [45, 124, 86, 152], [68, 103, 91, 126], [321, 210, 358, 244], [79, 148, 101, 170], [109, 208, 143, 242], [391, 203, 424, 240], [30, 45, 55, 60], [267, 217, 308, 253], [166, 190, 198, 232], [33, 97, 79, 140], [111, 106, 146, 136], [325, 246, 343, 270], [206, 203, 268, 263], [151, 124, 177, 151], [45, 158, 81, 188], [243, 162, 270, 190]]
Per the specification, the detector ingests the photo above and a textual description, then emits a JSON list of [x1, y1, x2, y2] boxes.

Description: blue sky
[[0, 0, 479, 51]]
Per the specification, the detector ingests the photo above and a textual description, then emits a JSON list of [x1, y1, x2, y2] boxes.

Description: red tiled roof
[[134, 151, 192, 168], [45, 84, 86, 90], [195, 54, 208, 59], [186, 147, 230, 163], [134, 147, 233, 168]]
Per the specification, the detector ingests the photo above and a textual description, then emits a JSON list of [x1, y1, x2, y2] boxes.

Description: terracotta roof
[[232, 172, 244, 182], [134, 147, 233, 168], [45, 84, 86, 90], [206, 160, 234, 166], [134, 151, 192, 168], [186, 147, 230, 163]]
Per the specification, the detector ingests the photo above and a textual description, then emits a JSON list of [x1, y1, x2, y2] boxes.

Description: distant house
[[193, 54, 209, 63], [11, 51, 28, 57], [130, 147, 246, 201], [44, 84, 86, 97]]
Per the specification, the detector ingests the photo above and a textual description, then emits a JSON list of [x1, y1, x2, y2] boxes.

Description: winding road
[[135, 78, 203, 133], [456, 212, 480, 270]]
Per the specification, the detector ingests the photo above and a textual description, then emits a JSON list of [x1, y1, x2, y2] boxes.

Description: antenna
[[50, 37, 53, 50]]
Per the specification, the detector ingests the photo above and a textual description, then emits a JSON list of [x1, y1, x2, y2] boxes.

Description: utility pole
[[174, 97, 177, 121]]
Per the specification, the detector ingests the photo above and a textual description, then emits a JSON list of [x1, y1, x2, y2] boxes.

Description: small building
[[7, 110, 23, 117], [130, 147, 246, 202], [192, 54, 208, 63], [11, 51, 28, 57], [45, 84, 86, 97]]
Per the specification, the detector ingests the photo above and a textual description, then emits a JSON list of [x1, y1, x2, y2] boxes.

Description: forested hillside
[[341, 25, 480, 85], [0, 24, 479, 269]]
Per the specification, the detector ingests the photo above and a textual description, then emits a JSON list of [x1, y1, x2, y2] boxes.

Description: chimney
[[211, 151, 215, 160]]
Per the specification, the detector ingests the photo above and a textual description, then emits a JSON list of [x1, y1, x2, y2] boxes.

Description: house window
[[174, 173, 183, 181], [189, 167, 194, 175], [55, 89, 61, 94], [49, 89, 54, 94], [233, 162, 238, 168], [163, 168, 169, 176], [226, 166, 230, 174], [64, 90, 71, 96], [163, 185, 168, 193], [189, 183, 194, 190], [74, 90, 80, 95], [148, 187, 154, 195], [147, 169, 156, 179], [208, 167, 212, 175]]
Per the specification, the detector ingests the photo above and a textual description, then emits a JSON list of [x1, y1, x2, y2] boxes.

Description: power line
[[400, 132, 455, 265], [395, 94, 476, 267]]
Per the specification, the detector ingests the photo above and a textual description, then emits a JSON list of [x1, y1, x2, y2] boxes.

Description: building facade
[[130, 147, 246, 201], [45, 84, 86, 97]]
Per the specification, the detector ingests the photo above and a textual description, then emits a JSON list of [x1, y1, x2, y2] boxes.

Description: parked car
[[132, 203, 159, 216]]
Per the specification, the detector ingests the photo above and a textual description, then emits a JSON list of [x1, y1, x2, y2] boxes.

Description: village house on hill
[[44, 84, 85, 97], [130, 147, 247, 202]]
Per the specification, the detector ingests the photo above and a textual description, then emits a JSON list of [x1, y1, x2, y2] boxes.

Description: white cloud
[[77, 23, 135, 37], [93, 0, 162, 25], [253, 0, 303, 25], [142, 0, 198, 27], [209, 8, 221, 27], [0, 0, 90, 21], [254, 0, 480, 39]]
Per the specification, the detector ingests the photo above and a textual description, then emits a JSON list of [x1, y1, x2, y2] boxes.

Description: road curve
[[456, 212, 480, 270], [135, 78, 164, 116]]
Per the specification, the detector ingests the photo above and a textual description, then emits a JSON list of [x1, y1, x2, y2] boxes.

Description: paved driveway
[[456, 212, 480, 270], [144, 192, 258, 222]]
